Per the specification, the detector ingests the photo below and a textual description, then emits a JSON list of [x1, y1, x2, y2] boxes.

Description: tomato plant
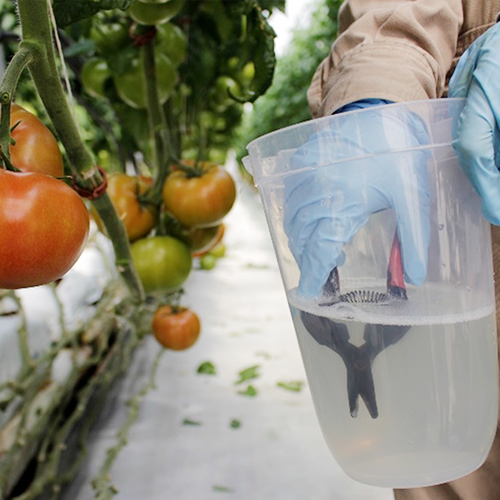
[[0, 170, 90, 289], [162, 162, 236, 227], [113, 51, 177, 109], [128, 0, 186, 26], [130, 236, 192, 293], [7, 104, 64, 177], [107, 173, 157, 242], [151, 305, 201, 350], [81, 58, 112, 100]]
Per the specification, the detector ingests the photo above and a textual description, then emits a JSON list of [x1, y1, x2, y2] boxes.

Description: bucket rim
[[245, 97, 466, 152]]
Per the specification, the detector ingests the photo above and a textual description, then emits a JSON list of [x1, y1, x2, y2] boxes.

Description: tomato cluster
[[81, 13, 186, 112], [0, 105, 89, 289], [103, 159, 235, 296]]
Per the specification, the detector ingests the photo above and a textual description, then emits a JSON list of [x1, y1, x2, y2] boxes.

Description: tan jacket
[[307, 3, 500, 499], [308, 0, 500, 117]]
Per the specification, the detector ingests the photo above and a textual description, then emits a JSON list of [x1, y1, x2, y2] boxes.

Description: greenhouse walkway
[[61, 160, 394, 500]]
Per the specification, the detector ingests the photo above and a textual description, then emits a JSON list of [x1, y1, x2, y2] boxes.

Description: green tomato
[[131, 236, 192, 293], [156, 23, 187, 67], [114, 52, 177, 109], [226, 58, 255, 87], [90, 21, 129, 55], [208, 242, 226, 259], [81, 58, 112, 99], [199, 254, 217, 270], [209, 76, 241, 113], [128, 0, 185, 25]]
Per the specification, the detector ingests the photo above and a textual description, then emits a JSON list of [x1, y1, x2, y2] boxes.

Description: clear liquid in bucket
[[288, 288, 498, 488]]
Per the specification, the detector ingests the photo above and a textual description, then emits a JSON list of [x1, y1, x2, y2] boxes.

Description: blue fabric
[[449, 22, 500, 225], [284, 100, 431, 298]]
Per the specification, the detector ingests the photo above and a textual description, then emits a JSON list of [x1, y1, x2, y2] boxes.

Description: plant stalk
[[0, 43, 34, 161], [15, 0, 144, 301], [141, 41, 176, 204]]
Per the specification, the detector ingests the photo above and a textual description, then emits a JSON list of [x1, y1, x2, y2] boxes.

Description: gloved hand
[[283, 100, 431, 298], [449, 22, 500, 225]]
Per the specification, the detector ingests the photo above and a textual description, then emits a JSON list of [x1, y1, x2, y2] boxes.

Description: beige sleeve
[[308, 0, 464, 117]]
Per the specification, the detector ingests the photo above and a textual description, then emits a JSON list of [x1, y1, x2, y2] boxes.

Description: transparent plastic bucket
[[244, 99, 498, 488]]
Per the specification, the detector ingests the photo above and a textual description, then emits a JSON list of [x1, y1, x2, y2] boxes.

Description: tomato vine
[[0, 0, 284, 497], [11, 0, 145, 301]]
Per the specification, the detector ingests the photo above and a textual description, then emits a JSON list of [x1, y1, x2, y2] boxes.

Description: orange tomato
[[151, 306, 201, 350], [162, 160, 236, 227], [8, 104, 64, 177], [107, 173, 157, 241]]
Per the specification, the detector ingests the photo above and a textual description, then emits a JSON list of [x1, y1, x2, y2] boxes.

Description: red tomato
[[0, 170, 90, 288], [7, 104, 64, 177], [151, 306, 201, 350], [107, 173, 157, 241], [162, 161, 236, 227]]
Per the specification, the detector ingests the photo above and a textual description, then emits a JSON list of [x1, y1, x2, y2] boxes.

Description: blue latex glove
[[448, 22, 500, 225], [284, 99, 431, 298]]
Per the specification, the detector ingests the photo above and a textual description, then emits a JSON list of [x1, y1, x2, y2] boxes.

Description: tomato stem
[[16, 0, 145, 302], [175, 161, 203, 178], [0, 43, 35, 164], [0, 149, 21, 172], [141, 41, 175, 206]]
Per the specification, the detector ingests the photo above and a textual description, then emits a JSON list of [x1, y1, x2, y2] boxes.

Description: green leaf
[[197, 361, 217, 375], [182, 418, 202, 426], [230, 419, 242, 429], [257, 0, 286, 13], [234, 365, 260, 385], [63, 39, 96, 58], [213, 485, 233, 493], [277, 381, 304, 392], [53, 0, 137, 27], [237, 385, 258, 397]]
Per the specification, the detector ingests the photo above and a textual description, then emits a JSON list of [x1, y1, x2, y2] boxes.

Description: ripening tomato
[[130, 236, 192, 293], [190, 223, 224, 256], [6, 104, 64, 177], [107, 173, 157, 241], [151, 305, 200, 350], [0, 170, 90, 289], [162, 161, 236, 227]]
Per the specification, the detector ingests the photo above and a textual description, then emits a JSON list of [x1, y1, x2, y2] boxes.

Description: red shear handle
[[387, 232, 407, 300]]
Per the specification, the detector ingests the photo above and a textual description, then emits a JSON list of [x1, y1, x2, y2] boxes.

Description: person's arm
[[308, 0, 463, 117]]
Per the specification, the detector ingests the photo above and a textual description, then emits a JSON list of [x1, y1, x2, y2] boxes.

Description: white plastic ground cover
[[0, 223, 118, 429]]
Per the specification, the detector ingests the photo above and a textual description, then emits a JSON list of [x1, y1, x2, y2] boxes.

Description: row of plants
[[0, 0, 284, 497]]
